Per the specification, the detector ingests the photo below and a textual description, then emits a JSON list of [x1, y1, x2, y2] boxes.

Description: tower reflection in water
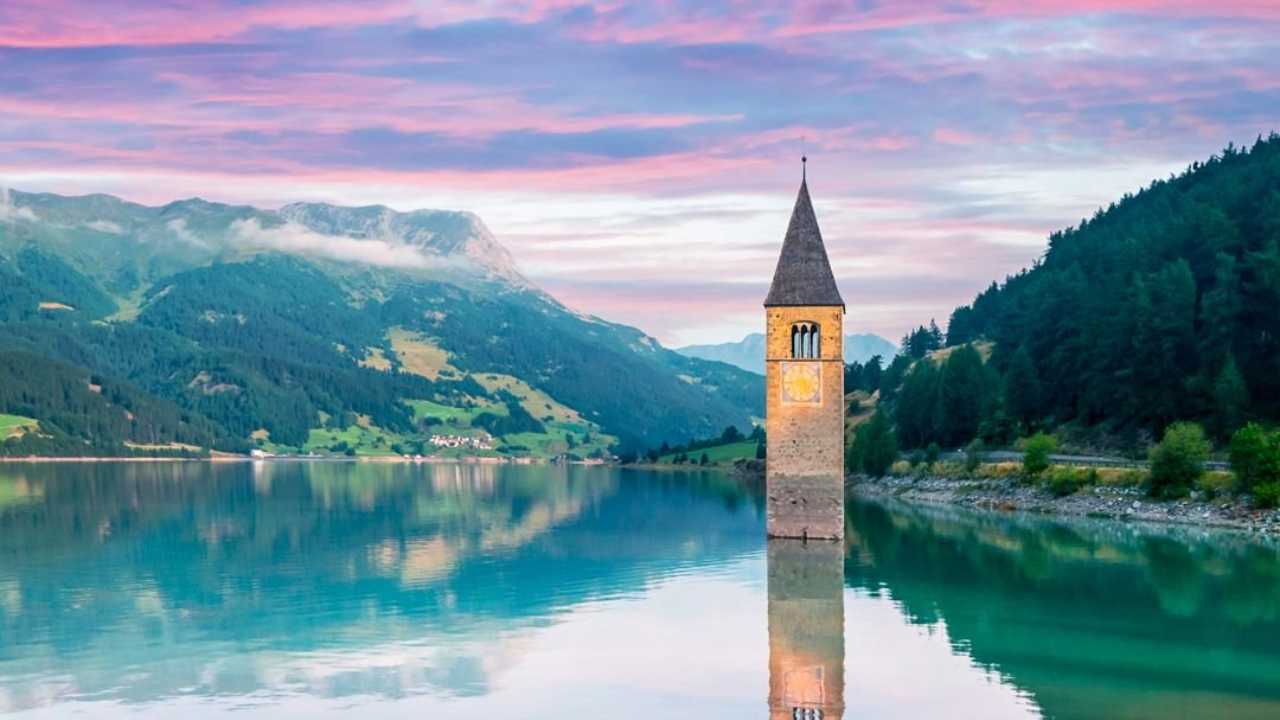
[[768, 539, 846, 720]]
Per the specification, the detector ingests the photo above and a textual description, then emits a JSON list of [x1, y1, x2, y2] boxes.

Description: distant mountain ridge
[[677, 332, 897, 375], [0, 188, 763, 456], [2, 188, 525, 289]]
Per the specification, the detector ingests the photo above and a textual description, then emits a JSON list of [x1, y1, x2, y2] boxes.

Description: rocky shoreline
[[729, 460, 1280, 535], [850, 474, 1280, 536]]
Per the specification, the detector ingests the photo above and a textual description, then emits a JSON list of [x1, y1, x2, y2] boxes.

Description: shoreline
[[849, 474, 1280, 536]]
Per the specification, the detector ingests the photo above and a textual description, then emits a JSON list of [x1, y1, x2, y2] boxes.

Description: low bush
[[1023, 433, 1057, 476], [1230, 423, 1270, 490], [964, 440, 983, 473], [1148, 422, 1210, 499], [1229, 423, 1280, 498], [976, 462, 1022, 480], [1043, 467, 1098, 497], [1105, 468, 1149, 487], [1195, 471, 1235, 500], [1046, 467, 1082, 497], [933, 460, 966, 477], [890, 460, 913, 477], [1255, 482, 1280, 509], [925, 442, 941, 466]]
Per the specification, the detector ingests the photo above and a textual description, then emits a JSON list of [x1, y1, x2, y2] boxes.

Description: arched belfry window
[[790, 322, 821, 359]]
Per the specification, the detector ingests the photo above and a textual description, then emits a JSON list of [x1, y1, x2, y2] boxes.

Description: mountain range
[[0, 188, 763, 456], [677, 332, 896, 375]]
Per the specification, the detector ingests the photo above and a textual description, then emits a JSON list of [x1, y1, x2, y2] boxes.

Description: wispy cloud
[[84, 219, 123, 234], [229, 217, 456, 270]]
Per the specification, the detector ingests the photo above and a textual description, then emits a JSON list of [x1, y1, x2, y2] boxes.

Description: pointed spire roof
[[764, 173, 844, 308]]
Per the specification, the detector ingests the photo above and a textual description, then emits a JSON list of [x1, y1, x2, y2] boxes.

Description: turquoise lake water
[[1, 462, 1279, 718]]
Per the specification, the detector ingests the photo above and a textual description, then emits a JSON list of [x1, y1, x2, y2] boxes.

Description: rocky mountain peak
[[278, 202, 526, 285]]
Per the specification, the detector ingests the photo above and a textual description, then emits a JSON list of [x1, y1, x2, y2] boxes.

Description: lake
[[1, 462, 1279, 719]]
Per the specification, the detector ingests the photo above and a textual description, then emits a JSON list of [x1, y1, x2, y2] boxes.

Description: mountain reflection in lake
[[1, 463, 1279, 718]]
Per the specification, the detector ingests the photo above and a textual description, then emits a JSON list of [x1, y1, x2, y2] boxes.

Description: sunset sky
[[2, 1, 1278, 346]]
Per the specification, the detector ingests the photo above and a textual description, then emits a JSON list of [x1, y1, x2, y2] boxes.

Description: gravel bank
[[850, 474, 1280, 536]]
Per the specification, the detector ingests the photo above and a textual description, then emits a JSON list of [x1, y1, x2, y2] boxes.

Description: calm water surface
[[1, 462, 1279, 718]]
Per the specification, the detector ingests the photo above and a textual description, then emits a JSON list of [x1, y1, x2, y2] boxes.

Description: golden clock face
[[780, 362, 821, 405]]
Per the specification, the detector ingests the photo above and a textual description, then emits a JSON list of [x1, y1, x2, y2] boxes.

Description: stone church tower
[[764, 161, 845, 540]]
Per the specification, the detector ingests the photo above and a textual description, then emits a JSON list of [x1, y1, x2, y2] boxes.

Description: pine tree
[[896, 360, 941, 448], [928, 319, 944, 349], [1132, 260, 1198, 427], [937, 344, 992, 446], [879, 354, 912, 403], [946, 306, 977, 346], [862, 355, 883, 392], [1213, 355, 1249, 438], [853, 411, 898, 477], [844, 361, 864, 392], [1004, 346, 1041, 431]]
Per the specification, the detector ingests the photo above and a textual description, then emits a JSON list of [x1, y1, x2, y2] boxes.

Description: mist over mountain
[[677, 332, 897, 375], [0, 189, 763, 456]]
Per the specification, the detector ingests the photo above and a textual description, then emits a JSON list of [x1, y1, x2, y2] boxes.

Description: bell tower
[[764, 158, 845, 540]]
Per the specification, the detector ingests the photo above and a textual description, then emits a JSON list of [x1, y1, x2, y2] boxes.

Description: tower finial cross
[[801, 154, 807, 182]]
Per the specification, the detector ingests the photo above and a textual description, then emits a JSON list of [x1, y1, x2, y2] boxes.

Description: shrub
[[1023, 433, 1057, 476], [1196, 471, 1235, 500], [1255, 482, 1280, 509], [1230, 423, 1270, 490], [925, 442, 941, 467], [852, 411, 898, 477], [933, 460, 966, 477], [1148, 422, 1210, 499], [890, 460, 913, 477], [976, 461, 1022, 480], [1046, 467, 1084, 497], [964, 440, 984, 473], [1230, 423, 1280, 494], [1108, 469, 1148, 487]]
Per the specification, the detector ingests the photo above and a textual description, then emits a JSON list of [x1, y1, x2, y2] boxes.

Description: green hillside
[[658, 439, 757, 466], [0, 191, 763, 457], [875, 134, 1280, 452]]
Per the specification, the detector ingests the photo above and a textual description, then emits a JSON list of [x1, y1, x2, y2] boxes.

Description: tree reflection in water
[[843, 497, 1280, 720]]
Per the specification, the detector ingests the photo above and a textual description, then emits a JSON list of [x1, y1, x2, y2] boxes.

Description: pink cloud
[[558, 0, 1280, 48], [729, 125, 917, 157], [932, 128, 983, 147], [2, 0, 1275, 346], [6, 0, 1280, 52], [0, 82, 741, 161], [0, 1, 415, 47]]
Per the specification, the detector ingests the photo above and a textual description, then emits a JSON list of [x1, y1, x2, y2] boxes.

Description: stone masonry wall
[[765, 305, 845, 539]]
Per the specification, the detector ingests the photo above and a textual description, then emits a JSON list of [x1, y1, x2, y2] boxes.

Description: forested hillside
[[864, 134, 1280, 454], [0, 191, 763, 456]]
